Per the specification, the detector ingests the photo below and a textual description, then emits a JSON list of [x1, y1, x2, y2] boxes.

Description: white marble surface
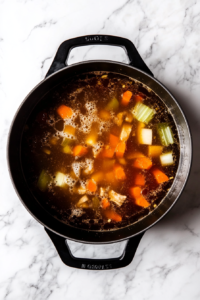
[[0, 0, 200, 299]]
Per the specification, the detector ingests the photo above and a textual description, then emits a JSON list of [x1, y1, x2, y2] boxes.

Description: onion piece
[[55, 172, 66, 187], [109, 190, 126, 207], [139, 128, 152, 145], [120, 123, 132, 142], [77, 195, 89, 208], [160, 152, 174, 166]]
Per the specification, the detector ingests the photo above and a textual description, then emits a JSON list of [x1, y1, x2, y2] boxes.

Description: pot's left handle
[[46, 35, 153, 78], [45, 228, 144, 270]]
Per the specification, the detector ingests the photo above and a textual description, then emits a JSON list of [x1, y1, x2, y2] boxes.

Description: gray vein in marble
[[23, 20, 57, 42]]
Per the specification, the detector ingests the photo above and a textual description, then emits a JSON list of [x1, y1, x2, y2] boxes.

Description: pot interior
[[8, 61, 192, 243]]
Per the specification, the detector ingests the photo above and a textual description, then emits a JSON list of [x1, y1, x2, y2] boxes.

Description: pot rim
[[7, 59, 192, 244]]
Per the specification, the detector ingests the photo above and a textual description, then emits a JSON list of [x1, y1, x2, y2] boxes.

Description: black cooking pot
[[8, 35, 192, 270]]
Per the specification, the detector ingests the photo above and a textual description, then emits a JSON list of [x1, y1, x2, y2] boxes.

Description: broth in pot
[[21, 72, 179, 231]]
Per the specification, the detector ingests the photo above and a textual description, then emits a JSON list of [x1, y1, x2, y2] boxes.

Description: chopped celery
[[160, 152, 174, 166], [38, 170, 51, 191], [61, 138, 73, 147], [131, 102, 155, 124], [157, 123, 174, 146], [92, 196, 100, 209], [62, 145, 72, 154], [105, 97, 119, 111]]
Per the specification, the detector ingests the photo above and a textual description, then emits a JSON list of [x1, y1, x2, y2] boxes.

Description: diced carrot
[[135, 173, 145, 186], [130, 186, 150, 208], [121, 91, 132, 106], [133, 157, 152, 169], [87, 179, 97, 192], [114, 165, 126, 180], [57, 105, 73, 119], [101, 147, 115, 158], [116, 141, 126, 158], [109, 134, 119, 148], [152, 168, 169, 184], [73, 145, 88, 157], [102, 198, 110, 209], [104, 210, 122, 222], [134, 94, 144, 102], [135, 196, 150, 208], [130, 186, 142, 199]]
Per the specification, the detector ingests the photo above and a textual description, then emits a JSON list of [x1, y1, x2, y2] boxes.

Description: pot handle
[[45, 228, 144, 270], [46, 35, 153, 77]]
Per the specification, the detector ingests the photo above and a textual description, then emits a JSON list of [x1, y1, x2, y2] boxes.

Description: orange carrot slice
[[57, 105, 73, 119], [152, 168, 169, 184], [73, 145, 88, 157], [121, 91, 132, 106], [130, 186, 150, 208], [116, 141, 126, 158], [135, 173, 145, 186], [135, 196, 150, 208], [114, 164, 126, 180], [133, 157, 152, 169], [101, 147, 115, 158], [130, 186, 142, 199], [87, 179, 97, 192], [102, 198, 110, 209], [104, 210, 122, 222], [109, 134, 119, 148]]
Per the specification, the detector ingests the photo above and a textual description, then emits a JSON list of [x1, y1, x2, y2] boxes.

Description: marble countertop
[[1, 0, 200, 299]]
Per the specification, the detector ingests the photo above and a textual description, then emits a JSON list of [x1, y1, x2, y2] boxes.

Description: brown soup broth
[[21, 72, 180, 231]]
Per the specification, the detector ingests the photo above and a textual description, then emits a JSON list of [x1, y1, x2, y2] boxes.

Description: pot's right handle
[[45, 228, 144, 270], [46, 35, 153, 77]]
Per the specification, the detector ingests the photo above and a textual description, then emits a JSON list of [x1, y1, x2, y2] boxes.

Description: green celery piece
[[157, 123, 174, 146], [105, 97, 119, 111], [61, 138, 73, 147], [92, 196, 100, 210], [63, 145, 72, 154], [131, 102, 155, 124], [38, 170, 51, 191]]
